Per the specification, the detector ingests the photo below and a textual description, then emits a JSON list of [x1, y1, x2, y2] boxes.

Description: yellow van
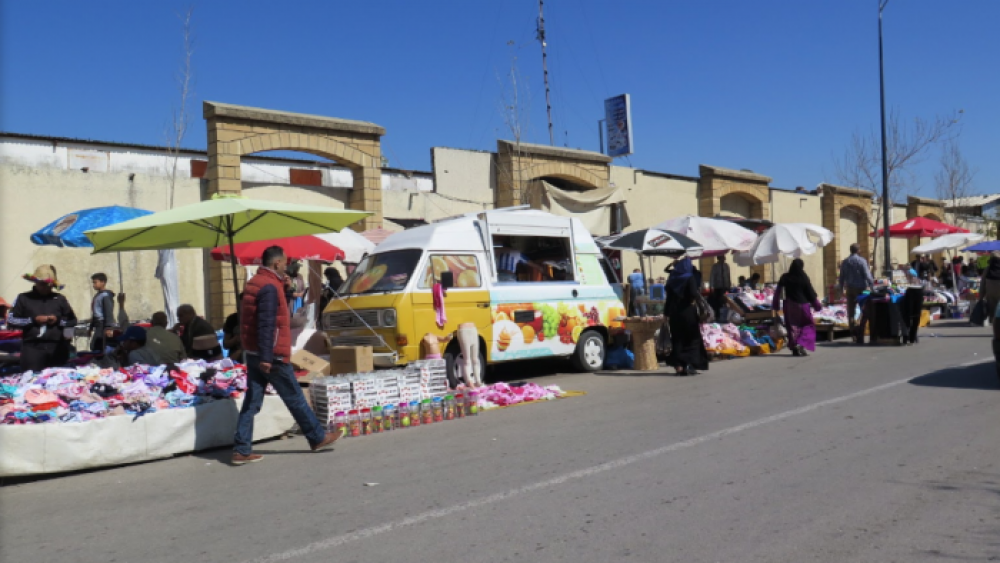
[[321, 209, 625, 385]]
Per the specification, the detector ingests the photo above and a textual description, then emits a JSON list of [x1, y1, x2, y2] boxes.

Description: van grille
[[324, 310, 381, 329], [328, 335, 387, 348]]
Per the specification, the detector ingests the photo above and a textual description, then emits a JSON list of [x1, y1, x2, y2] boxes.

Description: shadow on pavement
[[909, 361, 999, 391]]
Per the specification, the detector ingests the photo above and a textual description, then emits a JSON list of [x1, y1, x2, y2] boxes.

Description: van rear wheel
[[571, 331, 605, 372]]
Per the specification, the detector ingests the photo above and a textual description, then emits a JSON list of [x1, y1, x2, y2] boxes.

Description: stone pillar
[[349, 165, 384, 231]]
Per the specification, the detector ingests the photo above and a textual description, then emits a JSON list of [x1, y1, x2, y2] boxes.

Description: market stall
[[597, 228, 704, 370], [0, 359, 296, 477]]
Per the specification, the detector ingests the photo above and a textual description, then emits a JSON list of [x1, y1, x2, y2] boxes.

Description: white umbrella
[[734, 223, 833, 266], [655, 215, 758, 255], [313, 227, 375, 263], [911, 232, 984, 255]]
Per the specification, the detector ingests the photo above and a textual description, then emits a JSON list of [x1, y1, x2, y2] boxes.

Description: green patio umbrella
[[84, 195, 372, 312]]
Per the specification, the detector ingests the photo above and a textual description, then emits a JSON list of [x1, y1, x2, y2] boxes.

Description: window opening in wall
[[492, 235, 574, 283]]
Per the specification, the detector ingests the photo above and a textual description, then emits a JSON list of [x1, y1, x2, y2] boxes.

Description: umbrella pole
[[117, 252, 124, 294], [226, 216, 241, 327]]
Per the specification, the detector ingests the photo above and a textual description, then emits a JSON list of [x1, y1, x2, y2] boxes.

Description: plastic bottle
[[333, 411, 347, 437], [467, 391, 480, 416], [347, 409, 361, 437], [454, 393, 465, 418], [409, 401, 422, 427], [398, 402, 412, 428], [360, 408, 372, 435], [421, 398, 433, 425], [382, 405, 395, 432], [444, 395, 456, 421], [432, 397, 444, 423], [371, 406, 383, 434]]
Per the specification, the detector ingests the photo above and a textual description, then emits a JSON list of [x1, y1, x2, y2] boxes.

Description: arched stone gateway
[[820, 184, 873, 291], [906, 195, 947, 254], [203, 101, 384, 325], [697, 165, 771, 280], [494, 140, 611, 207]]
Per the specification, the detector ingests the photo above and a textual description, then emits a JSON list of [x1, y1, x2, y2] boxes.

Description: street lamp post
[[878, 0, 892, 277]]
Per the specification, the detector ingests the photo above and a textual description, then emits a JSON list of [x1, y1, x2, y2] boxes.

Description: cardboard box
[[329, 346, 374, 374], [291, 350, 330, 375]]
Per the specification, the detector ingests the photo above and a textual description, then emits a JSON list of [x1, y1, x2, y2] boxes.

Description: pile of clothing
[[0, 359, 261, 425], [477, 382, 563, 409], [814, 305, 850, 326], [700, 323, 748, 354]]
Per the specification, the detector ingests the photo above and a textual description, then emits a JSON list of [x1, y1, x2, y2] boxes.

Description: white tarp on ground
[[0, 395, 295, 477], [526, 179, 628, 236]]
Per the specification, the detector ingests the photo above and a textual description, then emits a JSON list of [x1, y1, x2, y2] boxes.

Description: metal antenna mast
[[537, 0, 555, 145]]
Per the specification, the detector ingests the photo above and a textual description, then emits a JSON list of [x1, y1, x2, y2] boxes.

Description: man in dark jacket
[[89, 273, 118, 352], [8, 265, 78, 372], [232, 245, 339, 465]]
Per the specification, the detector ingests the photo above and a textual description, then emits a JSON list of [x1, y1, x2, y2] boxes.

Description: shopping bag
[[695, 295, 715, 324], [970, 299, 987, 327], [656, 322, 672, 355]]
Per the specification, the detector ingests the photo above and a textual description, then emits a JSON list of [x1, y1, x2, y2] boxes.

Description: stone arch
[[697, 165, 772, 279], [494, 140, 611, 207], [906, 195, 947, 255], [719, 191, 760, 219], [203, 101, 385, 325], [522, 162, 605, 190], [820, 184, 873, 292]]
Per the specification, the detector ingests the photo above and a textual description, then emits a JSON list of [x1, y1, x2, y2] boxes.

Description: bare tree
[[494, 42, 534, 206], [934, 139, 977, 215], [834, 108, 961, 263], [165, 6, 195, 210]]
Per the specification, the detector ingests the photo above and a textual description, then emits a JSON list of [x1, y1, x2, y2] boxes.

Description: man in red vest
[[232, 245, 339, 464]]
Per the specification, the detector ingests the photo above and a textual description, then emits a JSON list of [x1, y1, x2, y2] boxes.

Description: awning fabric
[[526, 179, 628, 236]]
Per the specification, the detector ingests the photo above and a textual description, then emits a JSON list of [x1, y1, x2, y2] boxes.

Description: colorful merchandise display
[[0, 358, 255, 425]]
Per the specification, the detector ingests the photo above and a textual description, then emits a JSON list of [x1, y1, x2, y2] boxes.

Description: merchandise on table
[[0, 358, 255, 425]]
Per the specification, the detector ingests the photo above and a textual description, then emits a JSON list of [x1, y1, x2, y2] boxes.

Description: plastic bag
[[604, 346, 635, 370]]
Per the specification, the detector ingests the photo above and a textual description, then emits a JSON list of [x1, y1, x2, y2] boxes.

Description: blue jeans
[[234, 354, 326, 455]]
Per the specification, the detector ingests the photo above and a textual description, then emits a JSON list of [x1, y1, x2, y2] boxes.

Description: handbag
[[970, 298, 988, 327], [695, 294, 715, 324]]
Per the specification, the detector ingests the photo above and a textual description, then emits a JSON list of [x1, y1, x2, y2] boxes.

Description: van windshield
[[342, 249, 423, 295]]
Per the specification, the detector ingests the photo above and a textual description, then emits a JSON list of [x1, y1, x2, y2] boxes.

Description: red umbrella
[[871, 217, 968, 238], [210, 235, 345, 265]]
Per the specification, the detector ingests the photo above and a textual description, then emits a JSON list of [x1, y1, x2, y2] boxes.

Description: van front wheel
[[572, 331, 605, 372], [444, 346, 487, 388]]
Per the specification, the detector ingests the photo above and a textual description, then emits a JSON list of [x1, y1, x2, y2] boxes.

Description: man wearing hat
[[7, 265, 78, 372], [118, 325, 158, 366]]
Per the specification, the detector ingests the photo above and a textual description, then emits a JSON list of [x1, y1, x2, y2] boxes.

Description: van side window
[[493, 235, 574, 283], [419, 255, 482, 289]]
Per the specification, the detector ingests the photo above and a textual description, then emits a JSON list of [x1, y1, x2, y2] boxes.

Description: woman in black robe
[[663, 258, 709, 375]]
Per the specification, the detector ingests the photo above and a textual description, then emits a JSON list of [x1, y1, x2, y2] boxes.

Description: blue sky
[[2, 0, 997, 195]]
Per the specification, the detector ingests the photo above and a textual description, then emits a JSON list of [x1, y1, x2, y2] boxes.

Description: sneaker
[[231, 452, 263, 465], [311, 431, 342, 452]]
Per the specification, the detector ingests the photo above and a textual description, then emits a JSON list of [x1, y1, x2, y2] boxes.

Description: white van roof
[[373, 209, 601, 254]]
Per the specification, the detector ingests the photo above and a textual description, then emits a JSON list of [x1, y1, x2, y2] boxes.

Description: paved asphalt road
[[2, 320, 999, 563]]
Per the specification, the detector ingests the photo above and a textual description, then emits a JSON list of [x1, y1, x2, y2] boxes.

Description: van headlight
[[382, 309, 397, 327]]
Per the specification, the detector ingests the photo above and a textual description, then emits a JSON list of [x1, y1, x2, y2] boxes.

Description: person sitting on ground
[[742, 272, 761, 290], [144, 311, 186, 364], [223, 295, 243, 363], [0, 297, 10, 330], [173, 304, 222, 361], [119, 326, 157, 366]]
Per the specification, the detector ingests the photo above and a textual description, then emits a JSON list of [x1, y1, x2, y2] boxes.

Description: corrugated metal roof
[[944, 194, 1000, 207]]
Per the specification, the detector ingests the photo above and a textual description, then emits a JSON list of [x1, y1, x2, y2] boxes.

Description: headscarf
[[666, 258, 694, 295]]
